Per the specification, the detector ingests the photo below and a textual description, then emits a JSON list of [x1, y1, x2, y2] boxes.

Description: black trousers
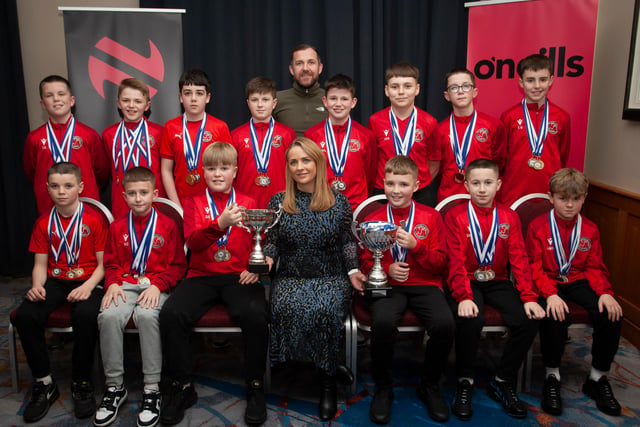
[[367, 285, 454, 387], [539, 279, 622, 371], [159, 275, 269, 384], [449, 279, 539, 383], [11, 277, 103, 381], [373, 180, 438, 208]]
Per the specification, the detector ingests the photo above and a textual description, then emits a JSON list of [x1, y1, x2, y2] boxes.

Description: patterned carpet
[[1, 277, 638, 426]]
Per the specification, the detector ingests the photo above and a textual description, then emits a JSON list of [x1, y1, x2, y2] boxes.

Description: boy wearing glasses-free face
[[433, 68, 507, 203]]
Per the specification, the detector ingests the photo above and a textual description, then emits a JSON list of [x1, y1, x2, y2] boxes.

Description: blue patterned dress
[[265, 190, 357, 374]]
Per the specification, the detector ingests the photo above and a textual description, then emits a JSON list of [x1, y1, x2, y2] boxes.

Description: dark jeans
[[373, 180, 438, 208], [539, 279, 621, 371], [449, 279, 539, 383], [12, 277, 103, 381], [160, 274, 269, 384], [367, 285, 454, 387]]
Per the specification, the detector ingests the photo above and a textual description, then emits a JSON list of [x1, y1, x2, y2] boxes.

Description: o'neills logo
[[473, 47, 584, 80], [88, 37, 165, 99]]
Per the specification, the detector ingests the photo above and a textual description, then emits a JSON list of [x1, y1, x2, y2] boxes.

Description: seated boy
[[24, 75, 108, 215], [102, 78, 166, 218], [159, 142, 269, 426], [526, 168, 623, 416], [160, 69, 232, 208], [445, 158, 545, 420], [95, 167, 187, 427], [12, 162, 106, 422], [231, 76, 296, 208], [305, 74, 376, 210], [353, 156, 453, 423]]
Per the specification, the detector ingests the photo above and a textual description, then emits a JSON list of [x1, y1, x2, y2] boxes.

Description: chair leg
[[8, 324, 19, 392]]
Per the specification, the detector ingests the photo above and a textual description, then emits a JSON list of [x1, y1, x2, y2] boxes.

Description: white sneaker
[[137, 389, 161, 427], [94, 385, 127, 426]]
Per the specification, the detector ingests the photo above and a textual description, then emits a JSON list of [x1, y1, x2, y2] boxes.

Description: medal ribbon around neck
[[449, 111, 477, 172], [521, 99, 549, 158], [46, 115, 76, 163], [206, 188, 235, 248], [182, 113, 207, 172], [467, 202, 499, 267], [48, 200, 84, 266], [549, 209, 582, 276], [324, 117, 352, 181], [249, 118, 275, 174], [387, 201, 415, 263], [113, 118, 151, 173], [128, 207, 158, 276], [389, 107, 417, 156]]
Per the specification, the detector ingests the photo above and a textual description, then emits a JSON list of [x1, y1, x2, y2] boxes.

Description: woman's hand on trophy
[[349, 270, 367, 294], [266, 256, 274, 271], [395, 228, 417, 250], [389, 262, 410, 282], [218, 202, 244, 229]]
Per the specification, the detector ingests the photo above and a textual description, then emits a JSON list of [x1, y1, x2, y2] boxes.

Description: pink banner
[[467, 0, 599, 170]]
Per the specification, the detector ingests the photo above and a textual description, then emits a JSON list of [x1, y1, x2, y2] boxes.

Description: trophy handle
[[237, 207, 252, 233], [264, 205, 283, 233], [351, 220, 365, 249]]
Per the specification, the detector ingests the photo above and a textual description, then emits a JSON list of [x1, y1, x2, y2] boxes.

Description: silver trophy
[[239, 208, 282, 273], [355, 221, 398, 298]]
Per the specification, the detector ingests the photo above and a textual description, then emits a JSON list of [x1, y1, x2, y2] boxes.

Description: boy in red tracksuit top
[[500, 54, 571, 207], [526, 168, 622, 417], [445, 158, 545, 420], [159, 142, 269, 426], [160, 69, 232, 208], [95, 167, 186, 427], [433, 68, 506, 203], [368, 63, 439, 207], [353, 156, 453, 424], [305, 74, 377, 211], [102, 78, 166, 218], [232, 76, 296, 208], [24, 75, 109, 215]]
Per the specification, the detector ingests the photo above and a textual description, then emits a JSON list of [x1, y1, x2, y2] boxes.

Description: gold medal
[[52, 267, 61, 277], [214, 248, 231, 262], [74, 268, 84, 277], [137, 275, 151, 286], [556, 275, 569, 283], [66, 269, 76, 279], [186, 172, 201, 185], [255, 175, 271, 187], [454, 171, 465, 184], [474, 268, 495, 282], [331, 180, 347, 191], [528, 157, 544, 170]]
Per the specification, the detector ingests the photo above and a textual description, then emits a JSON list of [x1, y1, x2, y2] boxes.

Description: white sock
[[36, 375, 52, 385], [545, 367, 560, 381], [494, 376, 506, 383], [459, 377, 474, 385], [144, 383, 159, 392], [590, 367, 606, 382]]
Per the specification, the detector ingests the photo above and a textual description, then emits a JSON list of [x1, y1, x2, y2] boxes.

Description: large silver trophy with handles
[[355, 221, 398, 298], [239, 208, 282, 273]]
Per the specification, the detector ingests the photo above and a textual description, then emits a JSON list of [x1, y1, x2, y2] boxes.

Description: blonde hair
[[549, 168, 589, 196], [202, 142, 237, 167], [384, 155, 418, 180], [283, 137, 334, 213]]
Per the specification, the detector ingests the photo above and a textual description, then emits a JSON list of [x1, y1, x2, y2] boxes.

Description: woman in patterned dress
[[265, 137, 360, 421]]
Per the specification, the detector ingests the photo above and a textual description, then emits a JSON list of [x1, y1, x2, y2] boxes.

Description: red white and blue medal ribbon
[[549, 209, 582, 276], [206, 188, 235, 248], [521, 99, 549, 158], [48, 201, 84, 266], [387, 201, 414, 263], [112, 118, 151, 173], [389, 107, 417, 156], [182, 113, 207, 172], [249, 118, 275, 174], [449, 111, 476, 172], [467, 202, 499, 267], [324, 117, 352, 181], [46, 116, 76, 163], [128, 207, 157, 276]]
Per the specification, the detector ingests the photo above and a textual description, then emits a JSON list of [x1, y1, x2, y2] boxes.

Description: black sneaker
[[541, 375, 562, 415], [160, 382, 198, 425], [94, 385, 128, 426], [138, 389, 161, 427], [245, 380, 267, 425], [417, 381, 450, 422], [582, 375, 622, 416], [487, 379, 527, 418], [451, 379, 473, 420], [23, 379, 60, 423], [72, 380, 96, 419], [369, 386, 394, 424]]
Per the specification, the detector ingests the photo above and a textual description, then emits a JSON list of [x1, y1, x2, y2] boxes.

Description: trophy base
[[248, 263, 270, 274], [365, 286, 392, 298]]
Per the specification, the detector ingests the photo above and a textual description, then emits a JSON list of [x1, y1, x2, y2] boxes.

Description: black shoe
[[245, 380, 267, 425], [318, 374, 337, 421], [23, 379, 60, 423], [451, 379, 473, 420], [369, 386, 393, 424], [72, 380, 96, 419], [541, 375, 562, 415], [94, 385, 128, 426], [417, 381, 450, 422], [336, 364, 355, 386], [138, 389, 161, 427], [160, 382, 198, 425], [582, 375, 621, 416], [487, 379, 527, 418]]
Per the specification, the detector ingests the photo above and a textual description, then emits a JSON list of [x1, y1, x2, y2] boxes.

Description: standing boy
[[526, 168, 623, 417], [12, 162, 106, 422], [445, 158, 545, 420], [500, 54, 571, 206], [24, 75, 108, 215], [102, 78, 166, 218], [368, 63, 439, 207], [305, 74, 376, 210], [160, 69, 232, 208], [95, 167, 187, 427], [231, 76, 296, 208], [159, 143, 269, 426], [434, 68, 506, 203], [353, 156, 453, 423]]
